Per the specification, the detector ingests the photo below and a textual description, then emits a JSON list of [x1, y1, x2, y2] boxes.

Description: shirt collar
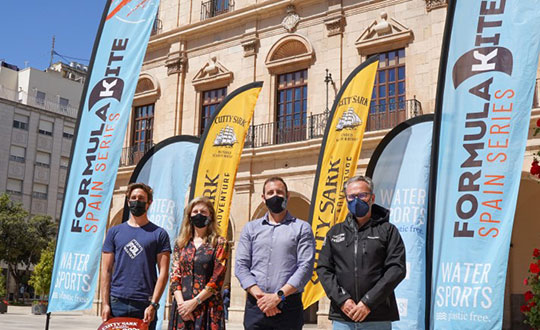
[[262, 211, 295, 225]]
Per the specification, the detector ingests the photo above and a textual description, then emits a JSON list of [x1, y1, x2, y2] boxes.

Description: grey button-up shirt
[[235, 211, 315, 293]]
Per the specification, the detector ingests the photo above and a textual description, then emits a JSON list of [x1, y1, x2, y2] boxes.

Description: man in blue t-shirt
[[101, 183, 171, 330]]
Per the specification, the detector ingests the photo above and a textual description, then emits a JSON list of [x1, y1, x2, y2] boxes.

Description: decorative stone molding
[[355, 12, 414, 56], [324, 12, 345, 37], [281, 5, 300, 33], [425, 0, 448, 12], [265, 34, 315, 74], [241, 35, 260, 57], [34, 166, 50, 184], [37, 136, 53, 152], [8, 162, 25, 179], [11, 130, 28, 147], [192, 56, 234, 91], [133, 73, 160, 106], [165, 51, 187, 76]]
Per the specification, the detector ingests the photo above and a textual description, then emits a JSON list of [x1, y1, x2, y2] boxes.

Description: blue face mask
[[347, 197, 370, 218]]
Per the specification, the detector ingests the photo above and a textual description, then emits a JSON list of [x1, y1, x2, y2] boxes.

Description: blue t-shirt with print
[[102, 221, 171, 301]]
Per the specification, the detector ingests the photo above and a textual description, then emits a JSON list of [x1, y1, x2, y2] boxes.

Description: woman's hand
[[177, 298, 199, 317], [180, 311, 194, 322]]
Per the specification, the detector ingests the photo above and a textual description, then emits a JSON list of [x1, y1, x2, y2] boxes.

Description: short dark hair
[[262, 177, 288, 195], [126, 182, 153, 202]]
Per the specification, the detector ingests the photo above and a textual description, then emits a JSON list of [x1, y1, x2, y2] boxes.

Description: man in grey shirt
[[235, 176, 315, 330]]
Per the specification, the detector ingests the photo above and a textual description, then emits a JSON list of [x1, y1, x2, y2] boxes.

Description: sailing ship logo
[[336, 108, 362, 130], [213, 125, 238, 147]]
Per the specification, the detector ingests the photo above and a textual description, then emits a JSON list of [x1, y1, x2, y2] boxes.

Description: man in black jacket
[[316, 175, 406, 329]]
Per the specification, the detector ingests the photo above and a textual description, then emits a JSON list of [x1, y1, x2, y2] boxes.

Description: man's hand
[[263, 306, 282, 317], [340, 299, 357, 320], [257, 293, 281, 313], [247, 285, 264, 300], [101, 304, 112, 321], [350, 301, 371, 322], [143, 305, 156, 324]]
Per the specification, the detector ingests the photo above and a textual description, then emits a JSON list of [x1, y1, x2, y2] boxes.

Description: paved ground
[[0, 306, 317, 329]]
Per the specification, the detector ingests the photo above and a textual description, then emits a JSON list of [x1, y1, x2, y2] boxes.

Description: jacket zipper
[[354, 232, 359, 301], [363, 240, 367, 256]]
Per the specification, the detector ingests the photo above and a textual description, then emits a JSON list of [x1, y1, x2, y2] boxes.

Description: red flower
[[532, 263, 540, 274], [537, 118, 540, 127], [531, 301, 537, 308], [534, 248, 540, 257], [525, 278, 529, 285], [522, 304, 531, 313], [532, 162, 540, 176], [526, 291, 534, 301]]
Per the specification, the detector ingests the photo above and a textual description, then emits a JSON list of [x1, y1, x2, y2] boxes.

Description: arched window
[[129, 74, 160, 165], [266, 35, 314, 144]]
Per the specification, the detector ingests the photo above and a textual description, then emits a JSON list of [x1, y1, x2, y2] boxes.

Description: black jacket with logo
[[316, 204, 406, 322]]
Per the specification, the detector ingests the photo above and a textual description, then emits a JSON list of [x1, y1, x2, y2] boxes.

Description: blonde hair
[[176, 196, 220, 249]]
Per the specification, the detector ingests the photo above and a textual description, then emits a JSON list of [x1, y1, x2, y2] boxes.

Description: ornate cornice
[[324, 12, 345, 37], [241, 35, 260, 57], [165, 51, 187, 76], [425, 0, 448, 12]]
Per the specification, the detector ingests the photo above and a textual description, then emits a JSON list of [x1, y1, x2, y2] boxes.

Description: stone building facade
[[104, 0, 540, 328]]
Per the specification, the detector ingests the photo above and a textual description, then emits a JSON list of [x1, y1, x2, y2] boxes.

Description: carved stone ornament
[[355, 12, 414, 56], [165, 51, 187, 76], [241, 37, 259, 57], [281, 5, 300, 33], [324, 14, 345, 37], [192, 56, 233, 90], [425, 0, 448, 11]]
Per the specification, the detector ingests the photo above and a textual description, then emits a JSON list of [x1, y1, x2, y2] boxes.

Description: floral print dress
[[169, 236, 229, 330]]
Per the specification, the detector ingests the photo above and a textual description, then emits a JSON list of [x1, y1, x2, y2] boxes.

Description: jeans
[[333, 320, 392, 330], [110, 295, 157, 330]]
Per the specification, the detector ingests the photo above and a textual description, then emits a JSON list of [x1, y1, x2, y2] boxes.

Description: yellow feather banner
[[302, 57, 379, 309], [190, 82, 263, 237]]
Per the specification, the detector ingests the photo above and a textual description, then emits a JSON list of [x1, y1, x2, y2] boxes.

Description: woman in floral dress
[[169, 196, 229, 330]]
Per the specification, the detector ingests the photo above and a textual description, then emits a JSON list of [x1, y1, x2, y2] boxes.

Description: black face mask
[[265, 195, 287, 214], [128, 200, 147, 217], [190, 213, 210, 228]]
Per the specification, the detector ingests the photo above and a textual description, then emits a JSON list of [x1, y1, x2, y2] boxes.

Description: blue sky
[[1, 1, 106, 70]]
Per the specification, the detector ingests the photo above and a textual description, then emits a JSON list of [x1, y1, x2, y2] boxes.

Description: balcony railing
[[367, 98, 422, 132], [245, 98, 422, 148], [119, 99, 422, 167], [201, 0, 234, 20], [245, 112, 328, 148], [120, 142, 155, 167]]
